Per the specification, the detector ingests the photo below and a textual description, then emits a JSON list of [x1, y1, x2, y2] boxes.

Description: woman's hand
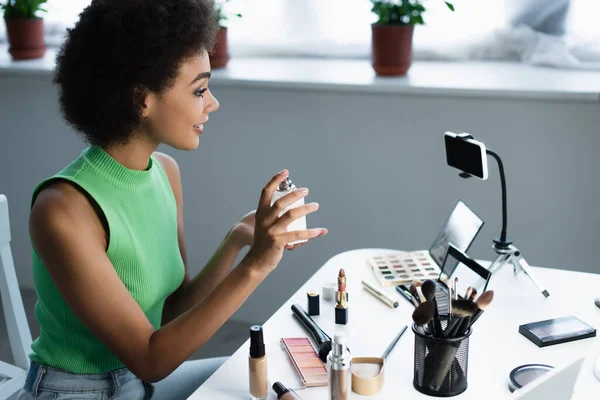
[[245, 169, 327, 273]]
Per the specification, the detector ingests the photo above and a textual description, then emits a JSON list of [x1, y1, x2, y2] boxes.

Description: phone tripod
[[451, 133, 550, 298], [487, 241, 549, 298]]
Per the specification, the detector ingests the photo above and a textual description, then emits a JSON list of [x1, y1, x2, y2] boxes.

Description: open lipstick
[[335, 268, 348, 325]]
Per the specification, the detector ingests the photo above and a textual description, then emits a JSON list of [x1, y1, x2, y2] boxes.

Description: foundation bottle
[[249, 325, 268, 400], [328, 334, 351, 400]]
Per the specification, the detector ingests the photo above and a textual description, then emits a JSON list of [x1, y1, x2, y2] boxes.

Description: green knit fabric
[[29, 146, 185, 373]]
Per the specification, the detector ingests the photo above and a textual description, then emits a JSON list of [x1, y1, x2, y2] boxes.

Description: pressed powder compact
[[508, 364, 554, 392]]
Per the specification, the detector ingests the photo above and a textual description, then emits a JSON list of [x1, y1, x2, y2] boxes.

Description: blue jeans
[[17, 358, 228, 400]]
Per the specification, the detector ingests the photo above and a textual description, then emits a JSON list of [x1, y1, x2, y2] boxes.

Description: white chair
[[0, 195, 32, 398]]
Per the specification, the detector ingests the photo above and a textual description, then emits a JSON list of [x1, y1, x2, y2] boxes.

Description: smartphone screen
[[444, 132, 488, 180]]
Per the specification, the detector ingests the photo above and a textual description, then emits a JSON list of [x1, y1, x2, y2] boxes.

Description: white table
[[189, 249, 600, 399]]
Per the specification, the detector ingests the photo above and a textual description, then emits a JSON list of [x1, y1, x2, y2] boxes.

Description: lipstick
[[307, 289, 320, 316], [335, 268, 348, 325]]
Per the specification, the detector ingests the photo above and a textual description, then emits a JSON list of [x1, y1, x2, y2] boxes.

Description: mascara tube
[[362, 281, 399, 308]]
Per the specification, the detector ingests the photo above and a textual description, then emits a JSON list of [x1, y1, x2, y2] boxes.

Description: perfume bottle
[[328, 334, 351, 400], [271, 176, 307, 245]]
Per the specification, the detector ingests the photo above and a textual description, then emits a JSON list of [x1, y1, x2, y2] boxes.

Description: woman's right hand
[[245, 169, 327, 273]]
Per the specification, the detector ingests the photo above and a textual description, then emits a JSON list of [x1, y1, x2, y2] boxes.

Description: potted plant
[[2, 0, 47, 60], [210, 0, 241, 69], [370, 0, 454, 76]]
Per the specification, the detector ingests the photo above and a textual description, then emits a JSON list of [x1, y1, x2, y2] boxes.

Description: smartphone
[[444, 131, 489, 180]]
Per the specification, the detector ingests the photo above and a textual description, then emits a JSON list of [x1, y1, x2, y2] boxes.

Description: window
[[1, 0, 598, 65], [0, 0, 91, 45], [567, 0, 600, 42], [44, 0, 91, 45], [226, 0, 498, 59], [227, 0, 598, 60]]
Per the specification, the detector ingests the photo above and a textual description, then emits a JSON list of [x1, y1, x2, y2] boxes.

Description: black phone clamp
[[455, 133, 549, 298]]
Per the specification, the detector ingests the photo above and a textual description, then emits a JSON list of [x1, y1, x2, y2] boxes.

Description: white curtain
[[226, 0, 600, 67], [226, 0, 510, 58]]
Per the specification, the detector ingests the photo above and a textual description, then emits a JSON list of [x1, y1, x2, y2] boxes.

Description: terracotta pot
[[210, 27, 230, 69], [371, 24, 414, 77], [4, 18, 46, 60]]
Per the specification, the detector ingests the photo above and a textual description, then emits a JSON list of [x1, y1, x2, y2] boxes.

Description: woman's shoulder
[[30, 180, 101, 241], [152, 151, 180, 177], [31, 181, 95, 221], [152, 152, 182, 195]]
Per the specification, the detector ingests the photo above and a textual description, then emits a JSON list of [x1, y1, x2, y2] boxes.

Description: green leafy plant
[[2, 0, 47, 19], [214, 0, 241, 26], [370, 0, 454, 25]]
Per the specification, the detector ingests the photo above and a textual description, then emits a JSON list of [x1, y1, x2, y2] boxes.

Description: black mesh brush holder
[[412, 323, 471, 397]]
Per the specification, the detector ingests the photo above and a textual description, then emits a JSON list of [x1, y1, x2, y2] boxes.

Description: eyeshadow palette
[[280, 337, 328, 387], [519, 316, 596, 347], [367, 251, 441, 287]]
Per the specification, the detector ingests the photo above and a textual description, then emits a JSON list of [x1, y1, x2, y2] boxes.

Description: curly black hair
[[54, 0, 218, 147]]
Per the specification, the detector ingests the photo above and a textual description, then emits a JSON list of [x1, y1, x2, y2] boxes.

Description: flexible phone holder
[[454, 133, 549, 298]]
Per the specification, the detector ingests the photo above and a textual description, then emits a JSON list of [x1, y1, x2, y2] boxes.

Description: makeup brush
[[443, 300, 478, 339], [428, 300, 477, 391], [455, 299, 479, 336], [464, 286, 473, 300], [412, 301, 435, 328], [416, 287, 428, 304], [467, 290, 494, 329], [420, 280, 436, 302], [421, 280, 441, 337], [452, 299, 479, 314], [409, 281, 422, 305], [453, 277, 459, 301], [452, 291, 488, 337], [381, 325, 408, 360], [448, 285, 453, 321], [456, 316, 472, 338], [291, 304, 332, 363], [468, 287, 478, 302]]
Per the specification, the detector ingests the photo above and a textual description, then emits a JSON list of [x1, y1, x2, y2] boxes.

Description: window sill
[[1, 45, 599, 103]]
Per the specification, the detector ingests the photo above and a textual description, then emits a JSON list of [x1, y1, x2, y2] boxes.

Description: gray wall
[[1, 72, 599, 325]]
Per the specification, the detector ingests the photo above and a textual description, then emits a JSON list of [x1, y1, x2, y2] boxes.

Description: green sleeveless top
[[29, 146, 185, 373]]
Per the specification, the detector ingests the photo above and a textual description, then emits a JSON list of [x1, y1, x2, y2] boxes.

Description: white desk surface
[[189, 248, 600, 399]]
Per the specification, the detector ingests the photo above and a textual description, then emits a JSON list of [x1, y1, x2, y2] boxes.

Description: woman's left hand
[[228, 209, 307, 251]]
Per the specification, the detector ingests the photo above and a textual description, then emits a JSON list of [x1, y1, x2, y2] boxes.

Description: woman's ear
[[134, 86, 153, 118]]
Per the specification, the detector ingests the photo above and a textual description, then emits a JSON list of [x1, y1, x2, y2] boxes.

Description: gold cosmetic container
[[351, 325, 407, 396], [351, 356, 385, 395]]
